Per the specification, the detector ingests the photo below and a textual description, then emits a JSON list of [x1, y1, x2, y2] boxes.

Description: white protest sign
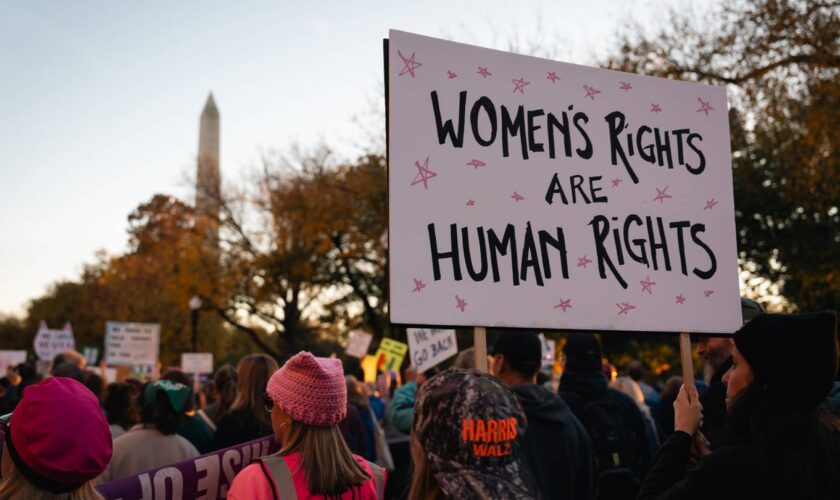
[[0, 351, 27, 373], [345, 330, 374, 359], [407, 328, 458, 373], [33, 321, 76, 360], [181, 353, 214, 374], [387, 30, 741, 334], [105, 322, 160, 366], [538, 333, 556, 368]]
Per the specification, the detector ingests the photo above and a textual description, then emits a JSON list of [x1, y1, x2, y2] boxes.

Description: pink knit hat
[[267, 351, 347, 426]]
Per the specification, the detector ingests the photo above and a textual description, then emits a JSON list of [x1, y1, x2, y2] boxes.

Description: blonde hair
[[230, 354, 279, 433], [0, 445, 103, 500], [278, 419, 370, 494], [407, 435, 443, 500]]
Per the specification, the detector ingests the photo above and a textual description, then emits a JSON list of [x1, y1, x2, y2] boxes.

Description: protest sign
[[387, 30, 741, 334], [105, 322, 160, 366], [82, 345, 99, 366], [345, 330, 374, 359], [374, 338, 409, 372], [0, 351, 26, 373], [33, 321, 75, 360], [97, 435, 278, 500], [538, 333, 556, 368], [181, 353, 214, 374], [407, 328, 458, 373]]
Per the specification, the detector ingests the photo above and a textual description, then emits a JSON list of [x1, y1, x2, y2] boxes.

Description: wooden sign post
[[473, 327, 488, 373], [679, 332, 695, 399]]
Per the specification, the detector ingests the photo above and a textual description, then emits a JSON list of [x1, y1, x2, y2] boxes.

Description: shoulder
[[175, 433, 201, 456], [228, 463, 275, 500]]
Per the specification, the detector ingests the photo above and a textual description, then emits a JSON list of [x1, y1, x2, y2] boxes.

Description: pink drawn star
[[617, 302, 636, 315], [651, 103, 663, 113], [653, 185, 673, 204], [583, 84, 601, 100], [704, 199, 719, 210], [512, 77, 530, 94], [675, 294, 686, 304], [410, 157, 437, 190], [619, 81, 632, 91], [611, 178, 622, 187], [640, 276, 656, 295], [511, 191, 524, 202], [447, 70, 457, 79], [554, 298, 572, 312], [455, 295, 468, 312], [412, 278, 426, 293], [577, 256, 592, 268], [704, 290, 715, 298], [397, 50, 422, 78], [476, 66, 492, 78], [697, 97, 714, 116], [546, 71, 560, 84], [466, 199, 475, 206], [466, 159, 486, 169]]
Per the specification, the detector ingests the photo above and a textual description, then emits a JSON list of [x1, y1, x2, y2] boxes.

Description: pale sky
[[0, 0, 679, 315]]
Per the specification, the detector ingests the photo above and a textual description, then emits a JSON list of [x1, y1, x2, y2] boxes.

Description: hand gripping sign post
[[386, 31, 741, 373]]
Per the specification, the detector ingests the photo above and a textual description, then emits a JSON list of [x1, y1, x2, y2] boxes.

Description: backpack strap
[[365, 460, 385, 499], [258, 454, 297, 500]]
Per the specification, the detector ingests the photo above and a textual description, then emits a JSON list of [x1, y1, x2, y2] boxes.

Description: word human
[[427, 222, 568, 287], [462, 418, 518, 458]]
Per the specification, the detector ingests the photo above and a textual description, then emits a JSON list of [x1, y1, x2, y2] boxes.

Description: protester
[[339, 399, 369, 458], [628, 360, 660, 412], [161, 369, 215, 453], [611, 376, 660, 449], [347, 375, 377, 462], [0, 377, 111, 499], [51, 362, 86, 383], [51, 350, 86, 370], [388, 366, 440, 434], [654, 376, 683, 438], [204, 363, 237, 424], [102, 382, 140, 439], [227, 351, 385, 499], [453, 346, 476, 369], [0, 362, 41, 413], [639, 312, 840, 499], [409, 368, 538, 499], [101, 380, 199, 482], [211, 353, 279, 450], [490, 329, 594, 500], [84, 371, 105, 401], [559, 333, 653, 500]]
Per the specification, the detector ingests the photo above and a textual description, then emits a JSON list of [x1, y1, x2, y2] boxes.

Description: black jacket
[[210, 408, 272, 450], [512, 384, 594, 500], [699, 357, 731, 448]]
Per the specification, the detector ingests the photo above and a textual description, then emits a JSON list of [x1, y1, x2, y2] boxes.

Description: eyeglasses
[[263, 393, 274, 413]]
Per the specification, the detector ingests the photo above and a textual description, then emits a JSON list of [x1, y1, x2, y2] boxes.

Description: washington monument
[[196, 93, 220, 245]]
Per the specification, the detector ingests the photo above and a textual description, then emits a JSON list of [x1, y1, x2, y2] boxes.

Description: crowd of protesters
[[0, 303, 837, 499]]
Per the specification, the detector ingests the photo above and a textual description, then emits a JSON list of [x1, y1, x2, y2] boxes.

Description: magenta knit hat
[[267, 351, 347, 426]]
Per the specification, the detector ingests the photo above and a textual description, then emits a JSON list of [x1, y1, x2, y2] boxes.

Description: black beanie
[[734, 311, 838, 408], [490, 329, 542, 377], [563, 333, 603, 374]]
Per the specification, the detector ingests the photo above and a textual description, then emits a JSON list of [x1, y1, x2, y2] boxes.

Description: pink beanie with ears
[[267, 351, 347, 426]]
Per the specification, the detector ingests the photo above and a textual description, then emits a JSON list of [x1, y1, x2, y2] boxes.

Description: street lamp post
[[189, 295, 202, 352]]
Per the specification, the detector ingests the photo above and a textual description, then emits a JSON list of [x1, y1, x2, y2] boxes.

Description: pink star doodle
[[704, 199, 719, 210], [704, 290, 715, 298], [546, 71, 561, 84], [617, 302, 636, 315], [577, 256, 592, 268], [611, 178, 622, 187], [651, 103, 663, 113], [455, 295, 468, 312], [640, 276, 656, 295], [512, 77, 530, 94], [466, 159, 486, 169], [619, 81, 632, 91], [583, 84, 601, 100], [476, 66, 492, 78], [412, 278, 426, 293], [697, 97, 714, 116], [554, 298, 573, 312], [466, 199, 476, 206], [397, 50, 422, 78], [511, 191, 525, 202], [410, 157, 437, 190], [675, 294, 686, 304], [447, 70, 457, 79], [653, 186, 673, 204]]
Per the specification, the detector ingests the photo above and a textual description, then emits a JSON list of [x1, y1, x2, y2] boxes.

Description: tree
[[605, 0, 839, 311]]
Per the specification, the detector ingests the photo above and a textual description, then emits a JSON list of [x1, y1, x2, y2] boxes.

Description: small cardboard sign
[[538, 333, 556, 368], [33, 321, 75, 361], [82, 346, 100, 366], [105, 322, 160, 366], [407, 328, 458, 373], [181, 353, 214, 374], [345, 330, 374, 359], [0, 351, 27, 374], [374, 338, 409, 372]]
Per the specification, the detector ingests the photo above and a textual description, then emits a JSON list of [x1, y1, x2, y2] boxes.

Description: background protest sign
[[374, 338, 409, 372], [181, 353, 214, 374], [407, 328, 458, 373], [387, 30, 741, 334], [97, 435, 278, 500], [105, 322, 160, 366], [345, 330, 374, 359], [0, 351, 26, 373], [33, 321, 75, 360]]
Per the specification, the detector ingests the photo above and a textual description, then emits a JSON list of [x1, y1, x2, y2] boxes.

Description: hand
[[674, 384, 703, 436]]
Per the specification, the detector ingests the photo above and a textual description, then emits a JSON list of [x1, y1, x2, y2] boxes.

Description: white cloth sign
[[105, 322, 160, 366], [387, 30, 741, 334], [407, 328, 458, 373], [345, 330, 374, 359], [33, 321, 75, 360], [0, 351, 27, 373], [181, 353, 214, 374]]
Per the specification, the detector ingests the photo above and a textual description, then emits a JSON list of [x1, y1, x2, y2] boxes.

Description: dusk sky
[[0, 0, 684, 315]]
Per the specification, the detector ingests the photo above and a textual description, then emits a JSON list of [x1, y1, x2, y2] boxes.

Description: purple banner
[[97, 436, 279, 500]]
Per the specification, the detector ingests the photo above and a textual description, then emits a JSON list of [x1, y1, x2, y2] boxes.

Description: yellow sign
[[374, 338, 409, 372], [360, 355, 378, 383]]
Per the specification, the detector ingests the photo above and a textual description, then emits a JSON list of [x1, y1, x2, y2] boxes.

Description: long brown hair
[[231, 354, 278, 433], [279, 420, 370, 495], [408, 435, 443, 500]]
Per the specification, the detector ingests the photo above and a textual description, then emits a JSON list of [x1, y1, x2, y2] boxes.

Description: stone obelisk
[[196, 93, 220, 247]]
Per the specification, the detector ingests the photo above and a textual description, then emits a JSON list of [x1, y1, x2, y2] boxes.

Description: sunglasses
[[263, 393, 274, 413], [0, 412, 11, 432]]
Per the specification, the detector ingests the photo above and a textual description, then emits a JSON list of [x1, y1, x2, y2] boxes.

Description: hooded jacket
[[512, 384, 594, 500]]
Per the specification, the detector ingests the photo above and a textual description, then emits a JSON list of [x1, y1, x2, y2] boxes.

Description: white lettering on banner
[[154, 467, 183, 500], [220, 449, 242, 497], [194, 455, 219, 500], [408, 328, 458, 373]]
